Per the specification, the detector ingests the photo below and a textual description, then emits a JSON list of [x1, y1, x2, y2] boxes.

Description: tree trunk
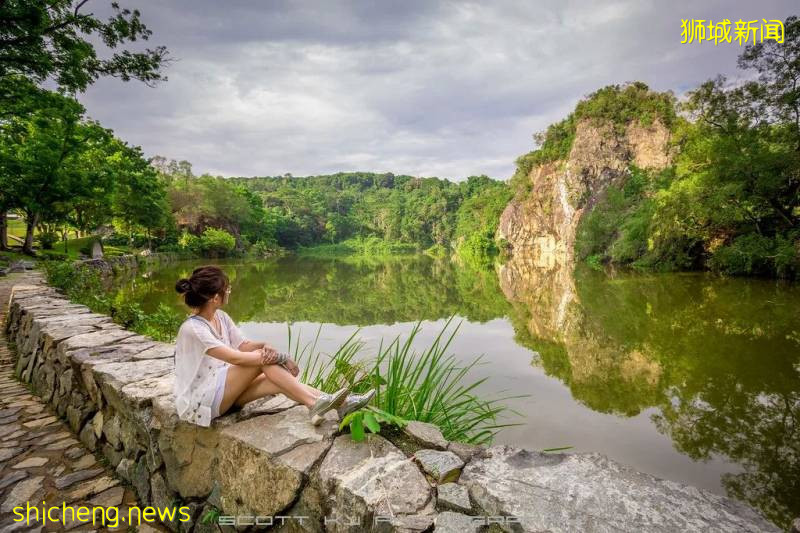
[[22, 212, 39, 255], [0, 210, 8, 251]]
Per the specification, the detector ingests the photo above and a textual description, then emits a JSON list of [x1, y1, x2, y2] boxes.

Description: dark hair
[[175, 265, 230, 308]]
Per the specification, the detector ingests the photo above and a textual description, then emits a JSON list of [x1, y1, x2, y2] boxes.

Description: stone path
[[0, 272, 161, 532]]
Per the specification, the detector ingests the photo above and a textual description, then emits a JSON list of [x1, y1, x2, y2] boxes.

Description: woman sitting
[[173, 265, 374, 427]]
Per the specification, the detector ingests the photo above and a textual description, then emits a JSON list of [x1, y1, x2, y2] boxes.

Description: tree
[[111, 142, 170, 248], [655, 17, 800, 276], [738, 16, 800, 149], [0, 81, 85, 254], [0, 75, 52, 250], [0, 0, 168, 92]]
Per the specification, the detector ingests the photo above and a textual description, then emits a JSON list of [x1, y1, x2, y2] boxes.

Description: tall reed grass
[[288, 317, 523, 444]]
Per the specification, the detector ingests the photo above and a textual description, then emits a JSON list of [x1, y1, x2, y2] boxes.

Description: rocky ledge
[[4, 275, 778, 532]]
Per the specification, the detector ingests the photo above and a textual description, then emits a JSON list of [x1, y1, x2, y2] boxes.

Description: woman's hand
[[284, 357, 300, 377], [259, 347, 280, 365]]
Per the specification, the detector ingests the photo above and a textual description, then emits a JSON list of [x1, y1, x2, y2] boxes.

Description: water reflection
[[499, 250, 800, 528], [117, 253, 799, 528]]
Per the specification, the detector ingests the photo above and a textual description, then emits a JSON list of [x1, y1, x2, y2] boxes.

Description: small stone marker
[[91, 240, 104, 259]]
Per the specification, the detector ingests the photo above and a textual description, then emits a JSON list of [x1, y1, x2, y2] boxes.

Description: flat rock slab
[[121, 374, 174, 407], [236, 394, 298, 418], [12, 456, 49, 468], [222, 405, 338, 456], [459, 445, 779, 533], [1, 475, 43, 513], [59, 328, 136, 353], [413, 449, 464, 484]]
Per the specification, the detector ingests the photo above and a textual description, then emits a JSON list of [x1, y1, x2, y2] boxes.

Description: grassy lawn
[[5, 217, 133, 262], [2, 234, 132, 264], [7, 218, 27, 241], [49, 236, 131, 259]]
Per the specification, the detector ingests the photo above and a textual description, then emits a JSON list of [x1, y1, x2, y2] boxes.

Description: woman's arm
[[237, 339, 277, 352], [206, 345, 278, 366]]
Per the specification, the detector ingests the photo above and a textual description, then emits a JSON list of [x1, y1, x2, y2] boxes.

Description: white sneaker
[[308, 387, 350, 424], [336, 389, 376, 420]]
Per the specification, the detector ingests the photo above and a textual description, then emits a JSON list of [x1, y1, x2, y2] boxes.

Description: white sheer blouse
[[173, 309, 246, 426]]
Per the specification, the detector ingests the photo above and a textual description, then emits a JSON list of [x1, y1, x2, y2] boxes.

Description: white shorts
[[210, 364, 230, 419]]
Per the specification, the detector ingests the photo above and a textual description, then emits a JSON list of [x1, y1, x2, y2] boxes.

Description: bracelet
[[261, 349, 289, 365]]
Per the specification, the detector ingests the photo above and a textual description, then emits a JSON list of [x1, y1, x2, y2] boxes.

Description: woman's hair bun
[[175, 278, 193, 294], [175, 265, 229, 308]]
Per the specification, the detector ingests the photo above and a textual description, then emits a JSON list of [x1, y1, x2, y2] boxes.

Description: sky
[[78, 0, 798, 181]]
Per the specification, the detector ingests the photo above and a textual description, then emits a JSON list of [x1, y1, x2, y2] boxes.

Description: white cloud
[[78, 0, 798, 181]]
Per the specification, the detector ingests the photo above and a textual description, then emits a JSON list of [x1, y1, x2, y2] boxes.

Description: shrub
[[155, 243, 183, 253], [36, 231, 59, 250], [198, 228, 236, 257], [250, 239, 280, 258], [709, 232, 799, 278], [139, 303, 185, 342], [103, 233, 150, 248], [457, 233, 499, 267], [177, 231, 201, 254]]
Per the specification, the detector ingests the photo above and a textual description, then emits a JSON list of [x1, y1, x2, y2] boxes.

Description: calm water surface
[[113, 254, 800, 528]]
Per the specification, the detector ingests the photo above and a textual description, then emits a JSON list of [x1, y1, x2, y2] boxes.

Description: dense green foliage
[[0, 76, 172, 254], [217, 172, 510, 256], [127, 165, 510, 260], [0, 1, 168, 255], [544, 17, 800, 279], [0, 0, 168, 91]]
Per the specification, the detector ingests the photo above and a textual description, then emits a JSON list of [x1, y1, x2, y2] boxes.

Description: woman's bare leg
[[217, 364, 325, 415]]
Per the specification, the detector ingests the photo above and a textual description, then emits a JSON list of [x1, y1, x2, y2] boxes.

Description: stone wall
[[75, 251, 181, 279], [3, 275, 779, 532]]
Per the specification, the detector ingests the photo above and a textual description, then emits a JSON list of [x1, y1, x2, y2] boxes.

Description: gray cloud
[[78, 0, 798, 180]]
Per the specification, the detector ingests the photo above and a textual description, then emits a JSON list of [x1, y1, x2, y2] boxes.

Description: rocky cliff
[[497, 117, 672, 267]]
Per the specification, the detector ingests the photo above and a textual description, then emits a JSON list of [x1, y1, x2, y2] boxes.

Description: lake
[[112, 253, 800, 528]]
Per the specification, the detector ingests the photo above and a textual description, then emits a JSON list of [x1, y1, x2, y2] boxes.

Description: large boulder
[[216, 405, 338, 517], [459, 445, 778, 533], [317, 434, 434, 532]]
